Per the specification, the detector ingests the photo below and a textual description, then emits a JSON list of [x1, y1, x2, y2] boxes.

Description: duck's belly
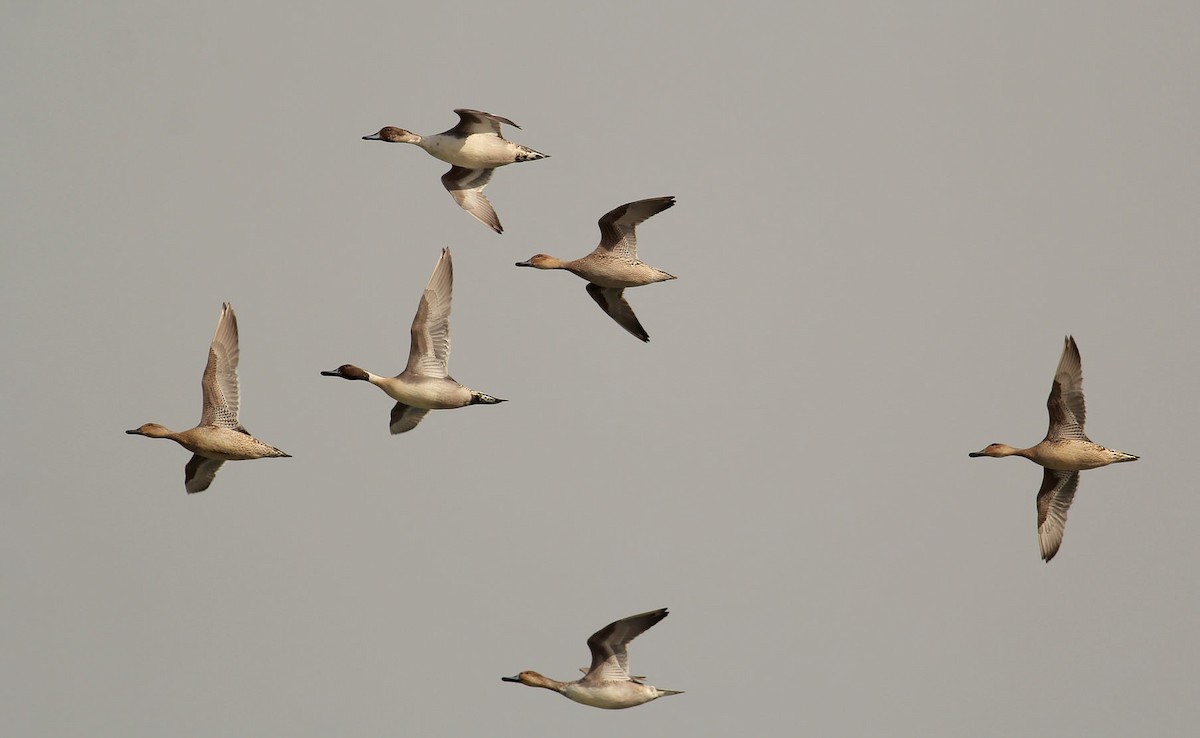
[[376, 377, 468, 410], [563, 682, 656, 710], [1033, 442, 1113, 471], [185, 429, 273, 460], [578, 263, 671, 289], [424, 135, 515, 168]]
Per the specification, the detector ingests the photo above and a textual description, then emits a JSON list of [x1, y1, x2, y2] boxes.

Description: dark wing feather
[[585, 284, 649, 342], [390, 403, 430, 434], [593, 196, 675, 261], [447, 109, 518, 136], [584, 608, 669, 682], [184, 454, 224, 494]]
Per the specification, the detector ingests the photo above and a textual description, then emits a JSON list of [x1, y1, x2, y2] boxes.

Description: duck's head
[[362, 126, 419, 144], [969, 443, 1019, 458], [320, 364, 369, 381], [126, 423, 170, 438], [515, 254, 564, 270], [501, 671, 553, 688]]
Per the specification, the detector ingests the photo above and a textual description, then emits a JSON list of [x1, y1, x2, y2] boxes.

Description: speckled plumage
[[516, 196, 677, 342], [126, 303, 290, 494], [969, 336, 1138, 561]]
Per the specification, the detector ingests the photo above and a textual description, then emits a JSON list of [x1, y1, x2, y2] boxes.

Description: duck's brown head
[[320, 364, 369, 381]]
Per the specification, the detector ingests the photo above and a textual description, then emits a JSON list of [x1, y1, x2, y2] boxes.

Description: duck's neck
[[524, 672, 569, 692]]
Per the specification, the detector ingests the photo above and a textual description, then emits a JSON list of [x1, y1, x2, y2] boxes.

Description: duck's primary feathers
[[969, 336, 1138, 561], [515, 196, 677, 342], [363, 108, 548, 234], [501, 608, 683, 710], [320, 248, 505, 434], [126, 303, 290, 494]]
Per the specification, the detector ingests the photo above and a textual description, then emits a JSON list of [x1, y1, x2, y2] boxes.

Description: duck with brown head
[[126, 303, 290, 494], [362, 109, 548, 233], [515, 196, 678, 343], [969, 336, 1138, 561], [320, 248, 505, 435], [501, 608, 683, 710]]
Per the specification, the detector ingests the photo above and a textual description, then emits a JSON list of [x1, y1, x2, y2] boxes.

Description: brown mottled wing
[[390, 403, 431, 434], [447, 108, 519, 136], [441, 166, 501, 233], [405, 248, 453, 378], [584, 608, 669, 683], [1036, 469, 1080, 562], [184, 454, 224, 494], [585, 284, 649, 342], [593, 196, 675, 261], [200, 303, 241, 429], [1046, 336, 1087, 440]]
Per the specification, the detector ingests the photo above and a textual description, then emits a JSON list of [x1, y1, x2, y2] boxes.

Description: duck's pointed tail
[[514, 145, 549, 162], [469, 392, 506, 405], [656, 688, 685, 698]]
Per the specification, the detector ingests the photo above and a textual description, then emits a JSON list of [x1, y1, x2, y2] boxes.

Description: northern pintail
[[502, 608, 683, 710], [969, 336, 1138, 561], [126, 303, 290, 494], [321, 248, 505, 433], [515, 196, 676, 342], [363, 108, 548, 234]]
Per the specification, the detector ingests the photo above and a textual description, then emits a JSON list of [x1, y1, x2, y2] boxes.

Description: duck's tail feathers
[[470, 392, 506, 405], [514, 146, 549, 162]]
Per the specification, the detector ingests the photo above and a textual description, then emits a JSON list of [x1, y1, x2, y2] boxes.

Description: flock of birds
[[125, 108, 1139, 709]]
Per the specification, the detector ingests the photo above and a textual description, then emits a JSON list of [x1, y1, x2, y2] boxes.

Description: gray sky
[[4, 1, 1199, 735]]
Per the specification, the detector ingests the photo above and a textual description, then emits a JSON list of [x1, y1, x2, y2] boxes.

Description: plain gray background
[[4, 1, 1198, 735]]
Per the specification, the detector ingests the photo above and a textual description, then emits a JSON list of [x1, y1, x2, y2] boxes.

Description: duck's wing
[[447, 108, 518, 136], [1036, 468, 1080, 562], [200, 303, 242, 429], [441, 166, 501, 234], [582, 608, 669, 683], [1046, 335, 1087, 440], [586, 284, 649, 342], [405, 248, 454, 378], [390, 402, 431, 434], [593, 196, 675, 262], [184, 454, 224, 494]]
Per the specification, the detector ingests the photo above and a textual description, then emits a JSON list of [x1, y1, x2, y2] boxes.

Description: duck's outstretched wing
[[441, 167, 501, 234], [447, 108, 519, 136], [1036, 468, 1080, 562], [593, 196, 675, 261], [582, 608, 669, 683], [185, 454, 224, 494], [405, 248, 454, 378], [585, 284, 650, 343], [200, 303, 241, 429], [1046, 336, 1087, 439]]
